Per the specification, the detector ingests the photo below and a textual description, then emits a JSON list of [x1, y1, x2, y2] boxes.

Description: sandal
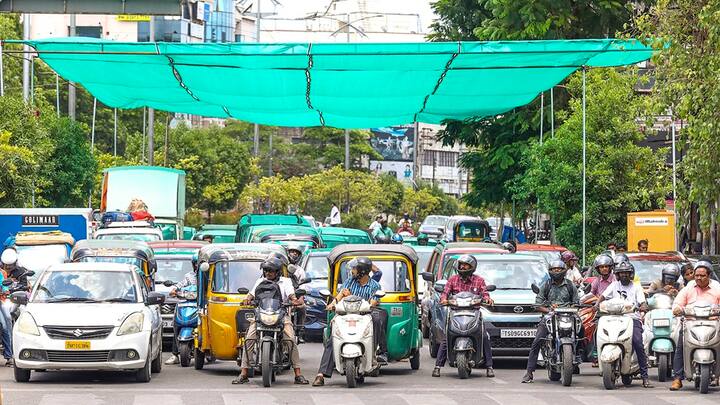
[[232, 375, 250, 384], [312, 375, 324, 386], [295, 375, 309, 385]]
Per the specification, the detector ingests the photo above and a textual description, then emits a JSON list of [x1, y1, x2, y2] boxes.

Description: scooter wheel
[[601, 362, 616, 390], [179, 343, 192, 367]]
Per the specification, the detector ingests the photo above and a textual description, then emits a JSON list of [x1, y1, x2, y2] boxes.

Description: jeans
[[171, 324, 180, 356], [241, 316, 300, 370], [435, 330, 493, 368], [673, 328, 685, 380], [632, 318, 650, 379], [0, 303, 12, 359]]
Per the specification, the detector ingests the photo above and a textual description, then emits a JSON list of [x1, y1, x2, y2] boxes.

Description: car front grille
[[44, 326, 114, 340], [160, 303, 176, 315], [46, 350, 111, 362], [491, 305, 537, 314], [490, 337, 534, 349]]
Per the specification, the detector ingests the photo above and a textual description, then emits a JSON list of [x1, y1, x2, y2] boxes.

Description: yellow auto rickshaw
[[194, 243, 287, 370]]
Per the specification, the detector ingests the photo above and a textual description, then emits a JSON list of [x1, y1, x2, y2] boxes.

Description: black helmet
[[375, 234, 390, 244], [266, 251, 289, 273], [348, 256, 373, 279], [454, 254, 477, 279], [661, 263, 680, 285], [286, 244, 304, 265], [391, 234, 404, 244], [548, 259, 567, 281], [417, 233, 429, 246], [593, 254, 614, 270], [614, 261, 634, 277], [694, 260, 713, 273], [261, 257, 284, 280]]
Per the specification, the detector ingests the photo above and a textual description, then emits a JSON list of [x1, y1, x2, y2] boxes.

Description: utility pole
[[147, 17, 156, 166], [22, 14, 30, 102], [253, 0, 261, 159], [344, 13, 351, 170], [68, 15, 76, 120]]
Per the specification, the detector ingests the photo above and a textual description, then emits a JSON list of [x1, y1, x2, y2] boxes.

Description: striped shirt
[[342, 277, 382, 301], [175, 271, 197, 289]]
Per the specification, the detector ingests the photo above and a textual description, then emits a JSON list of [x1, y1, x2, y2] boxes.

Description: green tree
[[378, 174, 405, 214], [0, 130, 36, 207], [515, 68, 669, 257]]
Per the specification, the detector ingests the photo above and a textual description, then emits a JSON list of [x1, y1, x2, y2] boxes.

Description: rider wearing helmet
[[432, 255, 495, 378], [372, 216, 393, 244], [285, 244, 308, 342], [1, 248, 29, 290], [416, 233, 429, 246], [561, 250, 583, 285], [165, 252, 200, 365], [648, 263, 681, 298], [502, 242, 517, 253], [0, 248, 22, 366], [235, 256, 309, 385], [522, 260, 580, 383], [390, 234, 404, 244], [595, 262, 653, 388], [313, 257, 387, 386], [590, 254, 615, 297]]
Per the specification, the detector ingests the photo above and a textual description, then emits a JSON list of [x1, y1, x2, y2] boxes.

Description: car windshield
[[417, 251, 432, 273], [305, 256, 329, 279], [630, 259, 681, 284], [423, 216, 447, 226], [212, 261, 263, 294], [339, 259, 411, 293], [516, 250, 561, 264], [455, 222, 488, 240], [96, 233, 161, 242], [16, 244, 68, 275], [79, 256, 144, 269], [473, 260, 547, 289], [33, 270, 138, 303], [156, 259, 193, 283]]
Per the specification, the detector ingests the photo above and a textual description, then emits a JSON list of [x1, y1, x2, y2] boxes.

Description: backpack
[[254, 280, 282, 301], [542, 279, 575, 303]]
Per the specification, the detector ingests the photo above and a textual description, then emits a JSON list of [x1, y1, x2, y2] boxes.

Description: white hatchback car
[[11, 262, 164, 383]]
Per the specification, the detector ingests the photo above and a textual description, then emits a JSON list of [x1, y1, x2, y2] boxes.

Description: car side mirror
[[486, 284, 497, 292], [25, 270, 35, 278], [319, 288, 331, 297], [163, 280, 174, 287], [531, 283, 540, 294], [434, 280, 447, 293], [199, 262, 210, 273], [10, 291, 28, 305], [237, 287, 250, 295], [295, 288, 306, 298], [420, 272, 434, 282], [146, 292, 165, 305]]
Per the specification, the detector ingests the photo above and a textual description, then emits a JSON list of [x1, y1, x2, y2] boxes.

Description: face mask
[[618, 274, 631, 285]]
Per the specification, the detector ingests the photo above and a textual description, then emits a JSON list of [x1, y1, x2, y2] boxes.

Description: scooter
[[173, 285, 198, 367], [680, 304, 720, 394], [443, 286, 496, 379], [323, 290, 385, 388], [644, 292, 675, 381], [596, 298, 639, 390]]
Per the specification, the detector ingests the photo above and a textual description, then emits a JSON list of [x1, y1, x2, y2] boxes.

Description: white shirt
[[369, 221, 381, 232], [288, 264, 307, 284], [330, 206, 341, 225], [566, 267, 584, 284], [602, 280, 646, 319], [250, 277, 295, 302]]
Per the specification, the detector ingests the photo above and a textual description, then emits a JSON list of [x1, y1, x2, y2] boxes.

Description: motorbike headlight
[[559, 320, 573, 329], [260, 313, 280, 325], [653, 319, 671, 328], [16, 312, 40, 336], [118, 312, 144, 336]]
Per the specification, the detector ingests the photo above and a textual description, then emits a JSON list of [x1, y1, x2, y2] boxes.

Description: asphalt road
[[0, 342, 716, 405]]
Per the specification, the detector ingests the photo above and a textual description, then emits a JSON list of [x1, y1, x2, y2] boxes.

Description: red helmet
[[561, 251, 578, 263]]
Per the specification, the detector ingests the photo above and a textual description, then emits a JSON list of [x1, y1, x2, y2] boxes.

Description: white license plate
[[162, 320, 173, 328], [500, 329, 536, 338]]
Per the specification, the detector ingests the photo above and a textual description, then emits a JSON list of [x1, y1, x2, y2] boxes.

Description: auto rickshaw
[[194, 243, 288, 370], [70, 239, 157, 289], [249, 225, 325, 249], [327, 244, 422, 370]]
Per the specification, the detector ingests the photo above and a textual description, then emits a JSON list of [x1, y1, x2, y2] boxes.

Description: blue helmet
[[391, 234, 404, 244]]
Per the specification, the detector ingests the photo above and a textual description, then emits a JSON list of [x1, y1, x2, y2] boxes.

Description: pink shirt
[[673, 283, 720, 309]]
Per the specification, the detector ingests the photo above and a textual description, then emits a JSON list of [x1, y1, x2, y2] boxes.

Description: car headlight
[[260, 313, 280, 325], [16, 312, 40, 336], [117, 312, 145, 336], [653, 319, 671, 328]]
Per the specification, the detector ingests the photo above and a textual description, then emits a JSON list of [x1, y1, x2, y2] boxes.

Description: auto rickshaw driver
[[232, 256, 310, 385]]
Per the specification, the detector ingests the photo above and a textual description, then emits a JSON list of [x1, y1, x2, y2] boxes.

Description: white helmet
[[1, 249, 18, 266]]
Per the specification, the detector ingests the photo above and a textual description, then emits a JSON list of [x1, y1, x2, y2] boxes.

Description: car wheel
[[151, 343, 162, 373], [135, 348, 152, 383], [13, 365, 31, 383]]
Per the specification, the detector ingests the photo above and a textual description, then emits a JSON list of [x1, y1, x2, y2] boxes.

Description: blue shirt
[[342, 277, 381, 301]]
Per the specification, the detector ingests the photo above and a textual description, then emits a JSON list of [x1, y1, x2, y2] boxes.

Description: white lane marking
[[311, 393, 363, 405], [133, 394, 183, 405], [398, 394, 458, 405], [571, 395, 631, 405], [644, 394, 717, 405], [223, 393, 278, 405], [1, 387, 595, 393], [486, 394, 548, 405], [38, 394, 106, 405]]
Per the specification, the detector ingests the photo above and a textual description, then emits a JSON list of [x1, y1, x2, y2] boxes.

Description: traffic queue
[[0, 210, 718, 397]]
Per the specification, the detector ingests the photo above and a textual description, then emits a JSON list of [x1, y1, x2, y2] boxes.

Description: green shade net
[[19, 38, 653, 128]]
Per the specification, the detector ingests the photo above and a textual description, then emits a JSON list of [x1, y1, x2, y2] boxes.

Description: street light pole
[[253, 0, 261, 159]]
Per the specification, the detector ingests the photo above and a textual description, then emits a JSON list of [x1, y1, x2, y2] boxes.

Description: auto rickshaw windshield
[[339, 259, 410, 293], [212, 261, 263, 294], [156, 259, 193, 284], [79, 256, 143, 269]]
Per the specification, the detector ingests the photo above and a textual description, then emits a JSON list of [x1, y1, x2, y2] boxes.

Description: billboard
[[370, 160, 414, 185], [369, 126, 415, 162]]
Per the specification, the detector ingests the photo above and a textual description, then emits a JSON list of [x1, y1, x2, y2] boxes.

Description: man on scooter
[[648, 264, 681, 298], [522, 260, 581, 383], [669, 261, 720, 391], [595, 262, 654, 388], [165, 253, 199, 365], [233, 256, 309, 385], [312, 257, 388, 386], [432, 254, 495, 378]]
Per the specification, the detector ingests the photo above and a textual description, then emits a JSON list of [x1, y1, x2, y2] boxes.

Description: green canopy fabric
[[19, 38, 653, 128]]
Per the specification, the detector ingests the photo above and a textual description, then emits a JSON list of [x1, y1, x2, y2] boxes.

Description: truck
[[100, 166, 186, 240]]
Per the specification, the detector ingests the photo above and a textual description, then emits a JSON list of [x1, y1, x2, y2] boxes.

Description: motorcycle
[[322, 290, 385, 388], [1, 270, 35, 322], [644, 292, 675, 381], [173, 285, 198, 367], [242, 282, 306, 387], [680, 304, 720, 394], [442, 286, 496, 379], [596, 298, 639, 390]]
